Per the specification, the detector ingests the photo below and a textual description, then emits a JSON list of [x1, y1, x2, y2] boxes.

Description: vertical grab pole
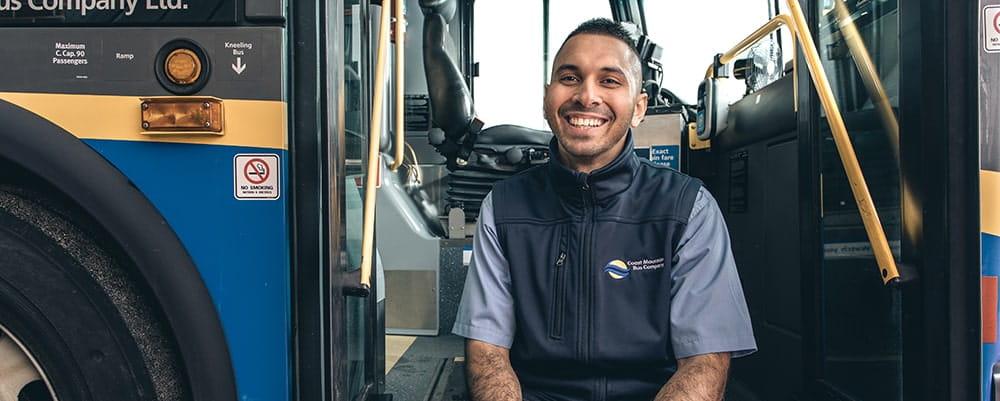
[[786, 0, 901, 284], [358, 2, 393, 292], [389, 0, 406, 172]]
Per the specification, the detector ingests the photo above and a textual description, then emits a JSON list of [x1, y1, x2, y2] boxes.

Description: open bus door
[[629, 0, 983, 399], [296, 1, 396, 399]]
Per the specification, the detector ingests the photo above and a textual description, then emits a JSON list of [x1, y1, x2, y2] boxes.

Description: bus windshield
[[643, 1, 775, 103], [473, 0, 775, 129]]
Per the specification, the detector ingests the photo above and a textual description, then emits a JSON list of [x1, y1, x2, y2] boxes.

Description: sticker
[[823, 240, 901, 259], [234, 154, 280, 200], [985, 5, 1000, 53], [650, 145, 680, 170]]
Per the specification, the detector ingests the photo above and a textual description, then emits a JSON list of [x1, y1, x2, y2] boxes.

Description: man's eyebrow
[[600, 66, 627, 77], [554, 64, 580, 74], [553, 64, 627, 77]]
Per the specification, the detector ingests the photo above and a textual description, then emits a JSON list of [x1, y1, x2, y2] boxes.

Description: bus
[[0, 0, 994, 400]]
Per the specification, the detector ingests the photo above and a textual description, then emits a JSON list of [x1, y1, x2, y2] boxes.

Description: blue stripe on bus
[[83, 139, 290, 401], [984, 232, 1000, 401]]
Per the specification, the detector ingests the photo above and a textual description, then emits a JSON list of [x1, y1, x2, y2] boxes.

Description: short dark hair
[[557, 18, 643, 92], [562, 18, 640, 60]]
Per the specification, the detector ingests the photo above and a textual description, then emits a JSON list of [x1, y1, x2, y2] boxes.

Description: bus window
[[473, 1, 545, 130], [643, 1, 771, 104], [816, 0, 902, 399], [543, 0, 614, 84], [473, 0, 610, 130]]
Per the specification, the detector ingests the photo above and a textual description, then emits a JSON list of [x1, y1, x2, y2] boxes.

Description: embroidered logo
[[603, 260, 630, 279], [604, 257, 667, 280]]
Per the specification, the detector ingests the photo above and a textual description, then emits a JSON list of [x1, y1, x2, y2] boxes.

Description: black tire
[[0, 189, 184, 401]]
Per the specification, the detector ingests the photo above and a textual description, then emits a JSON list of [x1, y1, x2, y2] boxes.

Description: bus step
[[426, 357, 467, 401], [386, 335, 466, 401]]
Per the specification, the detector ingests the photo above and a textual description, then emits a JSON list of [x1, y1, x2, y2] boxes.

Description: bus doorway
[[373, 0, 985, 400], [669, 0, 982, 400]]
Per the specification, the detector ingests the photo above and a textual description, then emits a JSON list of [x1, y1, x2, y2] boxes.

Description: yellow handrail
[[704, 14, 797, 112], [358, 2, 394, 291], [785, 0, 900, 284], [704, 14, 796, 80], [700, 3, 901, 284], [389, 0, 406, 172], [693, 14, 797, 150], [830, 0, 899, 159]]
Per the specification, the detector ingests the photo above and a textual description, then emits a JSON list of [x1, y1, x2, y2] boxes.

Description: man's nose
[[573, 80, 603, 107]]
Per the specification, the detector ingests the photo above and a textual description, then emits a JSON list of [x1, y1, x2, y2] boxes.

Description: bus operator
[[453, 18, 757, 401]]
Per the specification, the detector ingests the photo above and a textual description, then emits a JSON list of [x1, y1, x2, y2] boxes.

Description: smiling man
[[452, 18, 757, 401]]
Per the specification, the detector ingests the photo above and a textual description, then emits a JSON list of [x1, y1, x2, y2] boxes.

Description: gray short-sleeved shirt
[[452, 187, 757, 359]]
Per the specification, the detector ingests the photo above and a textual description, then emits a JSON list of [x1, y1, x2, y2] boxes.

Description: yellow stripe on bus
[[985, 169, 1000, 237], [0, 92, 287, 150]]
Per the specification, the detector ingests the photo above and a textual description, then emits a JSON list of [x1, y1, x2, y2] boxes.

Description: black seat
[[420, 0, 552, 223]]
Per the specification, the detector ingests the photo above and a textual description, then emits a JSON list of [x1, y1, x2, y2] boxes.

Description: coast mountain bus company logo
[[603, 260, 630, 280], [603, 257, 667, 280]]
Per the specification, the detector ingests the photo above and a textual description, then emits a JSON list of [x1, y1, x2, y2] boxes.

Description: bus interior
[[332, 0, 983, 400]]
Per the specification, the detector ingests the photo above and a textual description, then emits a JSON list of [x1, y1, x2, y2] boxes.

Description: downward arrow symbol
[[232, 57, 247, 74]]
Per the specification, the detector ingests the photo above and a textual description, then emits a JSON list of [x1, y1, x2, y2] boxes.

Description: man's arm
[[653, 352, 730, 401], [465, 339, 521, 401]]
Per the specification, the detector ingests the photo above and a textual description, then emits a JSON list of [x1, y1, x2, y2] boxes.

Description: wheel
[[0, 188, 186, 401], [0, 324, 55, 401]]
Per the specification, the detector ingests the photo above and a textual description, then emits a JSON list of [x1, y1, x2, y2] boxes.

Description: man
[[452, 18, 756, 401]]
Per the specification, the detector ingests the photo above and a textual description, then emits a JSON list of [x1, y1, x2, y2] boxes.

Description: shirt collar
[[547, 130, 640, 206]]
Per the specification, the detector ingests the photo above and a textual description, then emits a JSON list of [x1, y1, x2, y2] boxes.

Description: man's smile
[[562, 111, 611, 130], [566, 116, 608, 128]]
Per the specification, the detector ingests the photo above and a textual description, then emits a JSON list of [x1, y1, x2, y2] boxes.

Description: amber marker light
[[140, 97, 224, 135], [164, 48, 202, 85]]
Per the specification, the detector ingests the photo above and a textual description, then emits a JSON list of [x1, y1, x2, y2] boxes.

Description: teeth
[[569, 118, 604, 127]]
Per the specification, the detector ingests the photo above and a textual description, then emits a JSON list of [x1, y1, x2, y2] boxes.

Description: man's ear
[[630, 93, 649, 127], [542, 84, 551, 119]]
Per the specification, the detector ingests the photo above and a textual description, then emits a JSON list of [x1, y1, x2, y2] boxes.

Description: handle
[[703, 14, 798, 112], [786, 0, 901, 284], [349, 0, 394, 296], [702, 3, 903, 284], [389, 0, 406, 172]]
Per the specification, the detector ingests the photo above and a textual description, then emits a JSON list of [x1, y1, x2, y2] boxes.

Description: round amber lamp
[[164, 49, 201, 85]]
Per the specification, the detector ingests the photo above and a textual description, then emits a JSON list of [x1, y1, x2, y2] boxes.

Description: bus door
[[336, 0, 405, 399], [663, 0, 981, 399]]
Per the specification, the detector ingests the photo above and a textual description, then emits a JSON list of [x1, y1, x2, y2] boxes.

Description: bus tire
[[0, 188, 185, 401]]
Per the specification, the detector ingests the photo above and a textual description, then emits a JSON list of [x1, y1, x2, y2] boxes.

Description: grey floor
[[385, 334, 467, 401]]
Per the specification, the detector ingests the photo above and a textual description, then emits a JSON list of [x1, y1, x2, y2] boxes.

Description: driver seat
[[420, 0, 553, 223]]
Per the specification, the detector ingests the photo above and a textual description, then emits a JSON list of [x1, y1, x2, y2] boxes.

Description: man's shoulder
[[634, 159, 703, 193], [636, 157, 695, 177]]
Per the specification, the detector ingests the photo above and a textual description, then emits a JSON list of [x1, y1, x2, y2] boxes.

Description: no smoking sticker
[[985, 5, 1000, 53], [234, 154, 280, 200]]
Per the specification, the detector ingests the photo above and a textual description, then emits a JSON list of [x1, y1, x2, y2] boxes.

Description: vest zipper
[[549, 249, 567, 339], [578, 182, 595, 363]]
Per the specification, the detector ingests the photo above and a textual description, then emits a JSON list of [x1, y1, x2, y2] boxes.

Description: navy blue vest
[[491, 134, 702, 401]]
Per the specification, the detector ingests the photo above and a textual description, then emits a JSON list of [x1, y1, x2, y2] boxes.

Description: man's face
[[543, 33, 648, 173]]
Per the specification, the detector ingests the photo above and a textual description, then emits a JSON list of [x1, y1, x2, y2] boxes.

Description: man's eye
[[602, 78, 622, 86], [560, 76, 580, 83]]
